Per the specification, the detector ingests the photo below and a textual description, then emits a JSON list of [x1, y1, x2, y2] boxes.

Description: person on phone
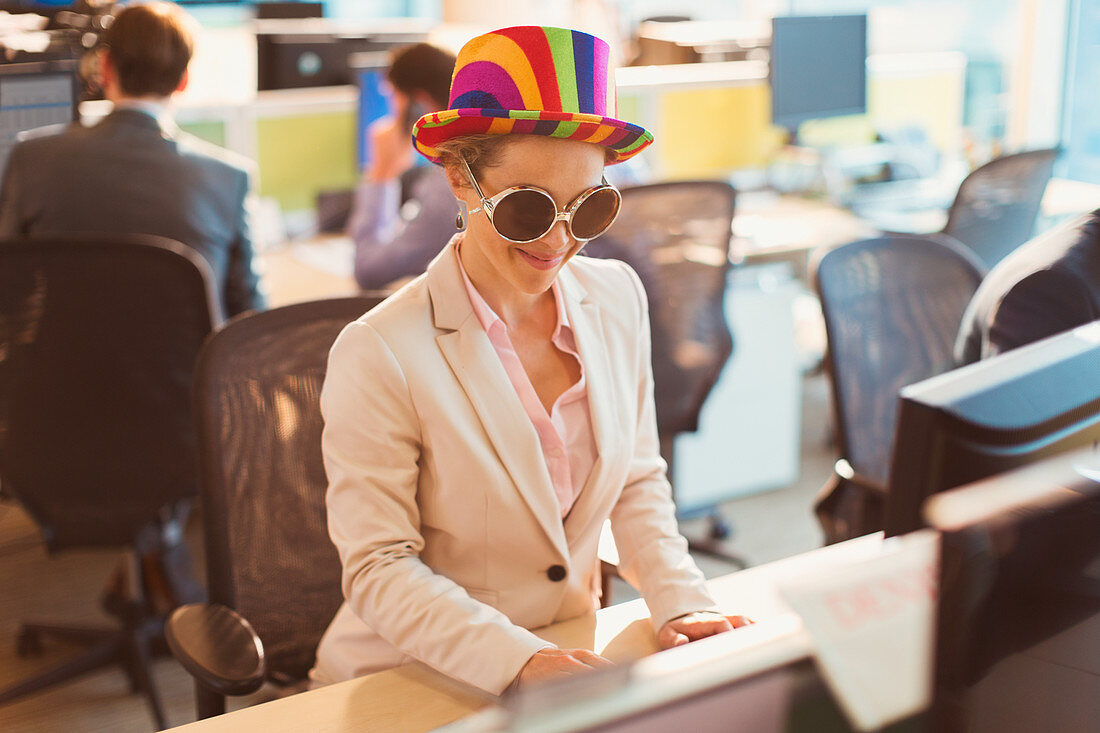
[[310, 25, 752, 697], [347, 42, 459, 290]]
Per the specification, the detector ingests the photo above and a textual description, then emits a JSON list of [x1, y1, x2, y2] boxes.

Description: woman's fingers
[[657, 611, 757, 649], [572, 648, 616, 668], [725, 614, 755, 629], [518, 648, 616, 687], [657, 624, 691, 649]]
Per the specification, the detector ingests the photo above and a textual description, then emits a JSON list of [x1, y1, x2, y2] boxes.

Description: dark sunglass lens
[[571, 188, 621, 240], [492, 189, 557, 241]]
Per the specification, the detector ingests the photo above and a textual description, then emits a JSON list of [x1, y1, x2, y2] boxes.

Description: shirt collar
[[113, 99, 171, 123]]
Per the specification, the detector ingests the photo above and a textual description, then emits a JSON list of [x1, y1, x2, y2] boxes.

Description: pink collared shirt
[[456, 255, 597, 518]]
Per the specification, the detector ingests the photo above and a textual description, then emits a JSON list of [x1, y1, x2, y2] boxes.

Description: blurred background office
[[2, 0, 1070, 240], [1, 0, 1098, 730]]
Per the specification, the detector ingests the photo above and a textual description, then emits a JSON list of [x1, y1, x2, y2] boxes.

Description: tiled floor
[[0, 374, 832, 733]]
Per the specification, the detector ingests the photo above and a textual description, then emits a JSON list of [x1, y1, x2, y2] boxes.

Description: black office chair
[[586, 181, 737, 548], [0, 235, 222, 729], [941, 147, 1060, 268], [164, 295, 386, 720], [812, 234, 986, 544]]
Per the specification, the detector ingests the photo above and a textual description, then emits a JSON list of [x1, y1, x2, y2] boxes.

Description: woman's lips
[[516, 248, 564, 271]]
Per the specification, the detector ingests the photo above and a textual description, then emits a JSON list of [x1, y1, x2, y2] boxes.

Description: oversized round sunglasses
[[461, 158, 622, 244]]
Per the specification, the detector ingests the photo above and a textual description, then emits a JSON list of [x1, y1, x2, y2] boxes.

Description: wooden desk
[[259, 235, 358, 308], [732, 191, 876, 282], [168, 535, 883, 733]]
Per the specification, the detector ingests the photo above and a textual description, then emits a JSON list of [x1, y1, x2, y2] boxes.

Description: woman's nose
[[542, 220, 572, 251]]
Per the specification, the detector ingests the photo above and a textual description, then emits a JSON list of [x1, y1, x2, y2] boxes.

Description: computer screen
[[254, 1, 323, 18], [924, 447, 1100, 732], [883, 321, 1100, 537], [579, 659, 848, 733], [355, 66, 390, 171], [769, 14, 867, 134], [0, 62, 77, 178]]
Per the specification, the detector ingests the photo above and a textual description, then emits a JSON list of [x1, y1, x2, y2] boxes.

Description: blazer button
[[546, 564, 567, 582]]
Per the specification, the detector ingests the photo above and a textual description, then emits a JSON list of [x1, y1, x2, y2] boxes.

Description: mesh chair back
[[814, 235, 986, 488], [194, 296, 386, 681], [0, 236, 220, 551], [943, 148, 1059, 268], [586, 181, 736, 436]]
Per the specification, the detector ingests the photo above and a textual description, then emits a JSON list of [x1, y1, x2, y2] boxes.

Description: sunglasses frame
[[460, 158, 622, 244]]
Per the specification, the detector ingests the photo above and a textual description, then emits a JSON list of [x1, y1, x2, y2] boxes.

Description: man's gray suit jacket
[[0, 108, 265, 316]]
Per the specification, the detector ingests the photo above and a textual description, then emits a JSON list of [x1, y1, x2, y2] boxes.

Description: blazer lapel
[[559, 266, 623, 545], [427, 241, 568, 556]]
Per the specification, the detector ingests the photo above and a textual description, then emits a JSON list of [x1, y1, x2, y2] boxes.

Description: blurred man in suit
[[0, 2, 264, 609], [0, 1, 265, 317], [955, 209, 1100, 365]]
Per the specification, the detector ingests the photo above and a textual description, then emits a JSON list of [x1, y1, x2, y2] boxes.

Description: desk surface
[[168, 535, 883, 733], [260, 235, 359, 308]]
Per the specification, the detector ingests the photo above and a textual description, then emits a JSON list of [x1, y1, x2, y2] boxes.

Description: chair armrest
[[834, 458, 888, 496], [165, 602, 266, 697]]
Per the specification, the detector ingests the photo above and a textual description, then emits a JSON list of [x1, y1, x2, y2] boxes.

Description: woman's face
[[453, 136, 606, 301]]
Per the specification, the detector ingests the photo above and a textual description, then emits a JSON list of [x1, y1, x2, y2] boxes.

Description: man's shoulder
[[17, 121, 76, 144], [10, 121, 88, 160], [174, 130, 254, 180]]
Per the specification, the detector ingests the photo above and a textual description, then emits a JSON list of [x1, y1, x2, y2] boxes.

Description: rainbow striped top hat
[[412, 26, 653, 165]]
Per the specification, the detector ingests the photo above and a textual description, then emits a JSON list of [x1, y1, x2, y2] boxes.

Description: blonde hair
[[434, 135, 512, 180], [435, 134, 615, 182]]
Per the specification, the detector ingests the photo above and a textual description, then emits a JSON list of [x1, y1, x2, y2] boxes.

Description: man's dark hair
[[387, 43, 456, 110], [103, 2, 195, 98]]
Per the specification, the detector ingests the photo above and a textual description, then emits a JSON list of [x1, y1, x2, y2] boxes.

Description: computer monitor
[[254, 1, 323, 19], [923, 447, 1100, 732], [883, 321, 1100, 537], [769, 14, 867, 138], [255, 27, 424, 91], [0, 61, 78, 178]]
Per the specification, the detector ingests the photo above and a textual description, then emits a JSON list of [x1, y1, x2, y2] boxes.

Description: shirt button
[[552, 448, 564, 458], [547, 564, 567, 582]]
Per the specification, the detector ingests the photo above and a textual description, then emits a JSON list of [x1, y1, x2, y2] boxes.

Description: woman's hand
[[657, 611, 755, 649], [516, 647, 615, 687], [366, 116, 412, 183]]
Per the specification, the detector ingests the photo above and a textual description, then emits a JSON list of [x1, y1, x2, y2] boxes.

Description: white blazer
[[310, 238, 717, 695]]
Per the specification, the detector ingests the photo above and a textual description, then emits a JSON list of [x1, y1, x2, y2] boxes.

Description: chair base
[[685, 511, 748, 570], [0, 619, 168, 730]]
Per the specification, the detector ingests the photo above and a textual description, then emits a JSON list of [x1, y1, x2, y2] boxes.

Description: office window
[[1062, 0, 1100, 183]]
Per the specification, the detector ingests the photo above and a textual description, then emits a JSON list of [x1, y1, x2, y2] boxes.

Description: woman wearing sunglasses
[[310, 26, 751, 696]]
